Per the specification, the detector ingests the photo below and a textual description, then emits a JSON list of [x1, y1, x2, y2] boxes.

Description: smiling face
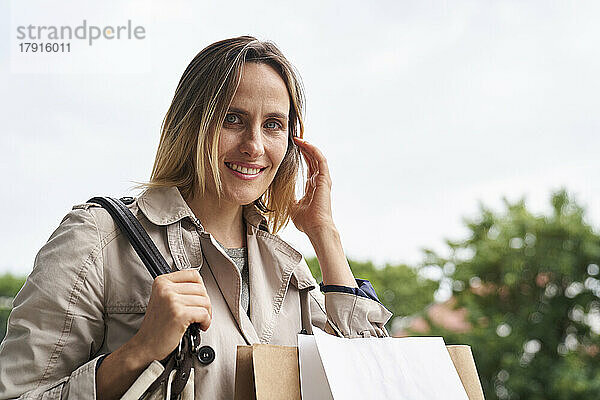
[[215, 62, 290, 206]]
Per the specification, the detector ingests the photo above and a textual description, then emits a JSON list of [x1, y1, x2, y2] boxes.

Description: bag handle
[[87, 196, 200, 399]]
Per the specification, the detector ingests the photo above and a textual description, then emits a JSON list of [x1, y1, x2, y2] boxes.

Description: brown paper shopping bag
[[234, 344, 301, 400], [234, 342, 484, 400], [447, 345, 485, 400]]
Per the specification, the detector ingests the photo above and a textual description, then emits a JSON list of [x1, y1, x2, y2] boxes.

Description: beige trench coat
[[0, 186, 392, 399]]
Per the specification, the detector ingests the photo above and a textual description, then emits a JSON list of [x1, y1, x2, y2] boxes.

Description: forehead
[[230, 62, 290, 114]]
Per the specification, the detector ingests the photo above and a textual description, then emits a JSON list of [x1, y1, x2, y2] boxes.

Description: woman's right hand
[[97, 269, 211, 399], [130, 269, 212, 363]]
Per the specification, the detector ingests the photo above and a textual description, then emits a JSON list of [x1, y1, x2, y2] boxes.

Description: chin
[[223, 191, 263, 207]]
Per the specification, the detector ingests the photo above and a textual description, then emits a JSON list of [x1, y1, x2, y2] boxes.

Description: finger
[[298, 145, 316, 177], [303, 156, 315, 188], [295, 138, 316, 167], [300, 148, 319, 190], [302, 162, 317, 196], [295, 138, 330, 179], [295, 139, 323, 194], [179, 295, 212, 315], [166, 269, 204, 284], [187, 307, 212, 331], [308, 147, 330, 179], [302, 183, 315, 203], [306, 149, 319, 176], [304, 174, 311, 194], [173, 282, 209, 296]]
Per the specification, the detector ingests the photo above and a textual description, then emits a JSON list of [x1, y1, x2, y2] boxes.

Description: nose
[[239, 123, 265, 159]]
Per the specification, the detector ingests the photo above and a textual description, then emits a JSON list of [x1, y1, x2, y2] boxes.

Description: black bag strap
[[87, 196, 171, 278], [87, 196, 201, 399]]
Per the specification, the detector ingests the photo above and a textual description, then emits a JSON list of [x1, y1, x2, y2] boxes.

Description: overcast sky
[[1, 0, 598, 275]]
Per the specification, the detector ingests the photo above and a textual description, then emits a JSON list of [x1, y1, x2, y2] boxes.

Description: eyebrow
[[227, 107, 288, 121]]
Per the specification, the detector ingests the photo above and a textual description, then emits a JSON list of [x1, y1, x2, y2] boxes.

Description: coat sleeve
[[299, 259, 393, 338], [0, 207, 106, 399]]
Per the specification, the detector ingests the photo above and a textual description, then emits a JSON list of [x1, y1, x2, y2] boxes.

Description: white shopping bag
[[298, 327, 470, 400]]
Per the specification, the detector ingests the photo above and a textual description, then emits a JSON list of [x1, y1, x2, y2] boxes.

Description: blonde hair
[[139, 36, 305, 233]]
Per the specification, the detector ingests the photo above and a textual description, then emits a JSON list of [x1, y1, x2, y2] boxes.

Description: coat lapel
[[246, 225, 303, 343], [198, 233, 260, 345], [198, 224, 306, 345]]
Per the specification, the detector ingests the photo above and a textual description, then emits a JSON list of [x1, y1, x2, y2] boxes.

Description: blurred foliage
[[421, 190, 600, 399], [306, 257, 437, 329], [0, 273, 26, 340]]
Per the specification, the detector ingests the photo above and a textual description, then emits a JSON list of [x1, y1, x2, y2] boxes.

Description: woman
[[0, 36, 391, 399]]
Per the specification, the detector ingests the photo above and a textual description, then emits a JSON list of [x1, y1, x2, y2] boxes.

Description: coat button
[[197, 345, 215, 365]]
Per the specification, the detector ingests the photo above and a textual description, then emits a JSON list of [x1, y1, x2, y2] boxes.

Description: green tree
[[0, 273, 26, 340], [306, 257, 437, 328], [423, 190, 600, 399]]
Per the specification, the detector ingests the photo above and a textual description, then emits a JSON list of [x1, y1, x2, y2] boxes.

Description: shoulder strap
[[87, 196, 171, 279]]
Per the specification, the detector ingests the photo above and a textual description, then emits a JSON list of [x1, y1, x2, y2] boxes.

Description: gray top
[[218, 244, 250, 317]]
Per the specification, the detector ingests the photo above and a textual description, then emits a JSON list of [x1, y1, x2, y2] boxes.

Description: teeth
[[227, 162, 261, 175]]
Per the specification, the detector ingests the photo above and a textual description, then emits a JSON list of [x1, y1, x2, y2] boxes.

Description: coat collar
[[137, 186, 197, 226], [137, 186, 269, 232]]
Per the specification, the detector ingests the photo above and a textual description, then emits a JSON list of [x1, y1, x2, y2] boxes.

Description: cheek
[[217, 134, 234, 159], [270, 137, 289, 169]]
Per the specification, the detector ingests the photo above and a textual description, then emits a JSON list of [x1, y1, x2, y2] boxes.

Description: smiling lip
[[227, 161, 266, 169], [225, 161, 267, 180]]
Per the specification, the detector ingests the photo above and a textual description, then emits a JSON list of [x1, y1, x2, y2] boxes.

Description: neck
[[185, 191, 246, 248]]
